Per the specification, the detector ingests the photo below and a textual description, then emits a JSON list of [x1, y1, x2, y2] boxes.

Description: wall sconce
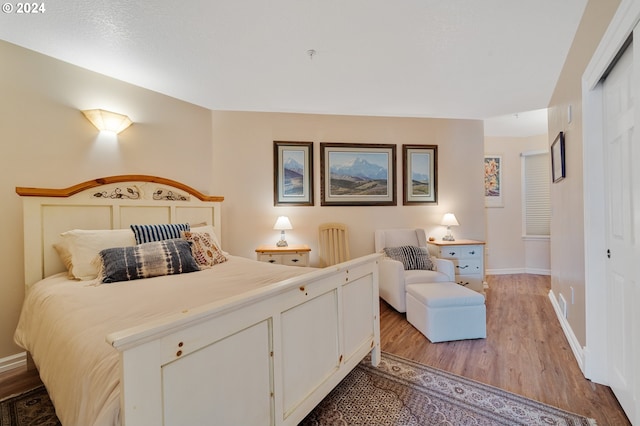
[[441, 213, 459, 241], [82, 109, 133, 134], [273, 216, 293, 247]]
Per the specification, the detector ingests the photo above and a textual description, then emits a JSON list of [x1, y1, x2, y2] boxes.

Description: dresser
[[255, 244, 311, 267], [427, 239, 485, 294]]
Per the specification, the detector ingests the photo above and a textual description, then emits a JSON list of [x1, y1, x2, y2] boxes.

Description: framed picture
[[320, 142, 396, 206], [403, 144, 438, 205], [484, 155, 503, 207], [273, 141, 314, 206], [551, 132, 566, 183]]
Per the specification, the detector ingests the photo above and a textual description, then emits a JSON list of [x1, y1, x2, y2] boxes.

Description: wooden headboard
[[16, 175, 224, 286]]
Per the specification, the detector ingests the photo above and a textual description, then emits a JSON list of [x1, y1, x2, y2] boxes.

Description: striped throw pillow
[[130, 223, 190, 244], [383, 246, 434, 271], [97, 238, 199, 283]]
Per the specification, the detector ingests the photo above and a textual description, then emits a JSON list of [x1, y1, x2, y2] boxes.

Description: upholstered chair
[[374, 229, 455, 312]]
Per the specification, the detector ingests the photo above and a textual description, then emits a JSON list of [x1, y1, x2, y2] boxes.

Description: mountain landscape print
[[321, 143, 396, 206], [274, 141, 313, 206], [329, 152, 389, 195], [283, 154, 304, 195], [403, 145, 437, 205]]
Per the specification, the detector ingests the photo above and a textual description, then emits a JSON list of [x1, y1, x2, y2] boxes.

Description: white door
[[603, 40, 638, 422]]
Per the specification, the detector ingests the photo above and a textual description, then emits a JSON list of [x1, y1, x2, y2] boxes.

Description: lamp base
[[442, 234, 455, 241], [276, 240, 288, 247]]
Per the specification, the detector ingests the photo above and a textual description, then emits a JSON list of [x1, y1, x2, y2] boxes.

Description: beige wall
[[0, 41, 487, 362], [0, 40, 215, 359], [547, 0, 620, 346], [484, 134, 549, 274], [211, 111, 486, 265]]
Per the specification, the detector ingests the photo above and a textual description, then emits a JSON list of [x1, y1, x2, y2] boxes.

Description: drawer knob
[[469, 250, 475, 255], [457, 265, 469, 269], [448, 251, 456, 256], [268, 259, 276, 263], [291, 258, 299, 263]]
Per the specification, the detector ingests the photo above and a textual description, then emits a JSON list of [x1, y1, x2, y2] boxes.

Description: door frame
[[583, 0, 639, 384]]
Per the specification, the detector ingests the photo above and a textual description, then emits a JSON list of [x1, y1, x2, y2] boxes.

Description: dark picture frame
[[273, 141, 314, 206], [320, 142, 396, 206], [402, 144, 438, 205], [551, 132, 566, 183]]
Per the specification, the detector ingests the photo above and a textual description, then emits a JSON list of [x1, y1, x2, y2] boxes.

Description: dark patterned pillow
[[130, 223, 190, 244], [97, 239, 199, 283], [383, 246, 434, 271]]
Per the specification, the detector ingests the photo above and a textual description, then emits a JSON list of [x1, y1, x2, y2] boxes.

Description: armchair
[[374, 229, 455, 312]]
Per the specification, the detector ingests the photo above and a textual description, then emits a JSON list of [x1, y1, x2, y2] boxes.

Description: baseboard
[[548, 290, 585, 373], [0, 352, 26, 374], [486, 268, 526, 275], [486, 268, 550, 276]]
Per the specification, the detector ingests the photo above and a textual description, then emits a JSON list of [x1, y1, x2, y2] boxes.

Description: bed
[[13, 175, 381, 426]]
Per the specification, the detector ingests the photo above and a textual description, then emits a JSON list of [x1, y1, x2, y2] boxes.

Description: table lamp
[[273, 216, 293, 247], [441, 213, 459, 241]]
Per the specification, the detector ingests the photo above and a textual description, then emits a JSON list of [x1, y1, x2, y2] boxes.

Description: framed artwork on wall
[[551, 132, 566, 183], [484, 155, 503, 207], [402, 144, 438, 205], [273, 141, 314, 206], [320, 142, 396, 206]]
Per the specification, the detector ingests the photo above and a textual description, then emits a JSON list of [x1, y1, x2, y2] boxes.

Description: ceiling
[[0, 0, 586, 136]]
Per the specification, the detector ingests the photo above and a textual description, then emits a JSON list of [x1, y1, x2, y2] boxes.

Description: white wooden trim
[[0, 352, 26, 374], [548, 290, 585, 372]]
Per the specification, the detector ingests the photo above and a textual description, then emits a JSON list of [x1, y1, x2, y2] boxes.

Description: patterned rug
[[1, 352, 596, 426], [0, 386, 60, 426], [300, 352, 597, 426]]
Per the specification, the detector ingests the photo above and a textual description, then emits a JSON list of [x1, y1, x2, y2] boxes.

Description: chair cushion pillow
[[383, 246, 434, 270]]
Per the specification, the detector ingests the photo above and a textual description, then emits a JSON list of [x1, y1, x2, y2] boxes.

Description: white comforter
[[14, 256, 315, 426]]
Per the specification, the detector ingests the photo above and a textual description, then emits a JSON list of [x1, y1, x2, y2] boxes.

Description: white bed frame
[[17, 175, 381, 426]]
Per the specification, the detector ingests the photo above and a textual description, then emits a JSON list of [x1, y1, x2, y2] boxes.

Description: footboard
[[107, 254, 381, 426]]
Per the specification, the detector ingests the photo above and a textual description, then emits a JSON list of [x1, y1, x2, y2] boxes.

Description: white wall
[[484, 134, 549, 275], [211, 111, 486, 265]]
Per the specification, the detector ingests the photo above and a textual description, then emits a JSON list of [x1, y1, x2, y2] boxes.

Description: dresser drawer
[[281, 253, 309, 267], [452, 259, 483, 275], [455, 276, 485, 293], [258, 253, 282, 264]]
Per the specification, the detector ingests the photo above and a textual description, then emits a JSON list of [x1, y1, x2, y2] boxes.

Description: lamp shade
[[82, 109, 133, 134], [441, 213, 459, 227], [273, 216, 293, 230]]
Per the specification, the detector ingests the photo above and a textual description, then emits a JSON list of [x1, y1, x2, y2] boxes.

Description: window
[[522, 150, 550, 237]]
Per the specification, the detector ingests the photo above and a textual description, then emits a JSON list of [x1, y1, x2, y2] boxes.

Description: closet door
[[602, 38, 638, 424]]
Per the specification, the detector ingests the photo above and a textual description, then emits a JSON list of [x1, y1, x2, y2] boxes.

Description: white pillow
[[59, 229, 137, 280], [190, 225, 227, 255]]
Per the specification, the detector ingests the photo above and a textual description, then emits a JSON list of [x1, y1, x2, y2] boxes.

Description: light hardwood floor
[[380, 274, 630, 425], [0, 274, 630, 425]]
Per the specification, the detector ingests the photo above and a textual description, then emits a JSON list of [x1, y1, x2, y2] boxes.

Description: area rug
[[0, 386, 60, 426], [1, 352, 595, 426], [300, 352, 596, 426]]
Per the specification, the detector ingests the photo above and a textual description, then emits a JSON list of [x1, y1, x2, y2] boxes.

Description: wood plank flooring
[[380, 274, 630, 425], [0, 274, 630, 425]]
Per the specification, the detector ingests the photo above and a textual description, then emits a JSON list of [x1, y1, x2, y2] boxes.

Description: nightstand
[[255, 244, 311, 267], [427, 239, 486, 294]]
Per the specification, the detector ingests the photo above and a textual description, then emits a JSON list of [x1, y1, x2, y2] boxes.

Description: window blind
[[523, 152, 550, 236]]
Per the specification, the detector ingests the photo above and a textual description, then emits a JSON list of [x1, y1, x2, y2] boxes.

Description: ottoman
[[406, 282, 486, 343]]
